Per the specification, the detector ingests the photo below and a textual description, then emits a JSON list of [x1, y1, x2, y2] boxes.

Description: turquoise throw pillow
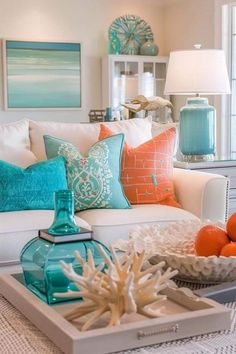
[[0, 156, 67, 212], [44, 134, 131, 211]]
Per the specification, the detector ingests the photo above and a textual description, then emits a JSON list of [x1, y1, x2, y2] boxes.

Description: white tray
[[0, 274, 231, 354]]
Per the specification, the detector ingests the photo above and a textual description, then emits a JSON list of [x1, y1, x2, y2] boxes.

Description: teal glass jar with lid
[[20, 189, 111, 304]]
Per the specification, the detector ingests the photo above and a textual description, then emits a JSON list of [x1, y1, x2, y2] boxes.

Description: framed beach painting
[[3, 40, 82, 110]]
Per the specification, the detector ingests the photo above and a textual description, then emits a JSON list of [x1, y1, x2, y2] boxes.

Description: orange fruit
[[195, 225, 230, 256], [226, 213, 236, 241], [220, 242, 236, 256]]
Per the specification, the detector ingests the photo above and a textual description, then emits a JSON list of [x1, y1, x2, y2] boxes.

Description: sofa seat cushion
[[0, 210, 91, 265], [77, 204, 198, 246]]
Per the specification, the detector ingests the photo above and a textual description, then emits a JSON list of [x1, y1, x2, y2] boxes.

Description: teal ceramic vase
[[179, 97, 215, 160], [140, 40, 159, 56], [108, 31, 121, 55], [48, 190, 80, 236]]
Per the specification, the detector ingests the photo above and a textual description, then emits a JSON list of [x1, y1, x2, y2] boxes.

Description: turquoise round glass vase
[[20, 238, 110, 304], [179, 97, 215, 161], [140, 40, 159, 56], [48, 189, 80, 236]]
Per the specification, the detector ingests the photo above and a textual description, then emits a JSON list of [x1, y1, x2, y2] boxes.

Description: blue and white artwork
[[4, 40, 81, 109]]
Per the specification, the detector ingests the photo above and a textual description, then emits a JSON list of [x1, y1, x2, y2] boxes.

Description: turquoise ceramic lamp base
[[179, 97, 215, 162]]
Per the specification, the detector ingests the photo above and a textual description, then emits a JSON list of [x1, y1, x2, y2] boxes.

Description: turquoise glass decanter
[[48, 189, 80, 235], [20, 238, 110, 304], [20, 189, 111, 304]]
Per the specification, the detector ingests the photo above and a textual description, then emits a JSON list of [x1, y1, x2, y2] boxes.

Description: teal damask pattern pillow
[[0, 156, 67, 212], [44, 134, 131, 211]]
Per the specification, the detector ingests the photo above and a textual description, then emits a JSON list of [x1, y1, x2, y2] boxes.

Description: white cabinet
[[102, 55, 169, 121]]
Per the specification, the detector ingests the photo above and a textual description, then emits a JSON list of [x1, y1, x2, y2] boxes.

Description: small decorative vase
[[108, 31, 121, 55], [140, 40, 159, 56], [48, 189, 80, 236], [104, 107, 113, 121]]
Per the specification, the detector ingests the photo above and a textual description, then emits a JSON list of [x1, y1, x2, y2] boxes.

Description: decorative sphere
[[140, 40, 159, 56]]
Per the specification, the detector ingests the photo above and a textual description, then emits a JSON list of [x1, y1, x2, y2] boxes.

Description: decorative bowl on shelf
[[114, 220, 236, 283]]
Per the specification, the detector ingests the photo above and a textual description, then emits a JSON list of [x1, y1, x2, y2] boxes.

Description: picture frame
[[3, 39, 82, 110]]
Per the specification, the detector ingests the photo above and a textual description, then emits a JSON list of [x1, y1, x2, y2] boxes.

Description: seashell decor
[[114, 220, 236, 283], [54, 245, 178, 331], [113, 220, 202, 259]]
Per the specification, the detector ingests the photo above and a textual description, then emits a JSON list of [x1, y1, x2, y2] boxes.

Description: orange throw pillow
[[99, 124, 180, 207]]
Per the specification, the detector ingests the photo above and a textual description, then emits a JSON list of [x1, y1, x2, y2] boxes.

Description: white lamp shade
[[164, 49, 231, 95]]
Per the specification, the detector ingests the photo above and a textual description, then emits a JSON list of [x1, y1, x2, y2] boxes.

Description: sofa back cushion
[[0, 156, 67, 212], [29, 117, 153, 160], [0, 120, 37, 166]]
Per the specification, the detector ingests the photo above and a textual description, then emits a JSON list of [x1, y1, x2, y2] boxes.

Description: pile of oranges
[[195, 213, 236, 257]]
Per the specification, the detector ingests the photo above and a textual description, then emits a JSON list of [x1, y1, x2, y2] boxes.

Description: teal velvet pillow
[[0, 156, 67, 212], [44, 134, 131, 211]]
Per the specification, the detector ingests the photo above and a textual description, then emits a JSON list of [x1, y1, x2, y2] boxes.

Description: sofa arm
[[173, 168, 229, 222]]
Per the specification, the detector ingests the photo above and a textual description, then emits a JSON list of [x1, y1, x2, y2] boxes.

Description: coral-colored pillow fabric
[[99, 124, 180, 208]]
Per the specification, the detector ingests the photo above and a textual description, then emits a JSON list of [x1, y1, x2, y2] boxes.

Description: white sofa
[[0, 118, 229, 267]]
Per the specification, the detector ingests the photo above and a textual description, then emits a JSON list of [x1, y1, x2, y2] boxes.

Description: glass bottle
[[48, 189, 80, 236], [108, 31, 121, 55], [20, 238, 111, 304]]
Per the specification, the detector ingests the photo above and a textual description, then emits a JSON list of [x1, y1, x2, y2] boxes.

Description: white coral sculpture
[[122, 95, 173, 113], [54, 245, 178, 331]]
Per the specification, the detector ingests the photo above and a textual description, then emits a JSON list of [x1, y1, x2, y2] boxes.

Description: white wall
[[0, 0, 165, 123]]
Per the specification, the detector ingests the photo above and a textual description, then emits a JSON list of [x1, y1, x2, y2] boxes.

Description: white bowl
[[148, 221, 236, 283], [115, 220, 236, 283], [150, 252, 236, 283]]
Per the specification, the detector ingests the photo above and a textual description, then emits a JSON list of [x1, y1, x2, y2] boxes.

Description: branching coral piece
[[54, 245, 178, 331]]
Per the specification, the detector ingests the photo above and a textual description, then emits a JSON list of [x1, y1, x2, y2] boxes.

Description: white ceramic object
[[114, 220, 236, 283], [54, 245, 178, 330]]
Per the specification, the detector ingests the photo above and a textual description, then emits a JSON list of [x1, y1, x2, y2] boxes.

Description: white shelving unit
[[102, 54, 169, 121]]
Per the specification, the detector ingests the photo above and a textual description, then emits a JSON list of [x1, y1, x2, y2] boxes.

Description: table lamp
[[164, 47, 230, 162]]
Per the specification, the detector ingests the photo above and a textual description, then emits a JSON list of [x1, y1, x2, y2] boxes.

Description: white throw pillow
[[0, 120, 37, 167], [152, 121, 179, 156], [29, 117, 153, 160], [103, 116, 152, 147]]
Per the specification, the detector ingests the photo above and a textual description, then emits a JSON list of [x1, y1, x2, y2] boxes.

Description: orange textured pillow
[[99, 124, 180, 207]]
